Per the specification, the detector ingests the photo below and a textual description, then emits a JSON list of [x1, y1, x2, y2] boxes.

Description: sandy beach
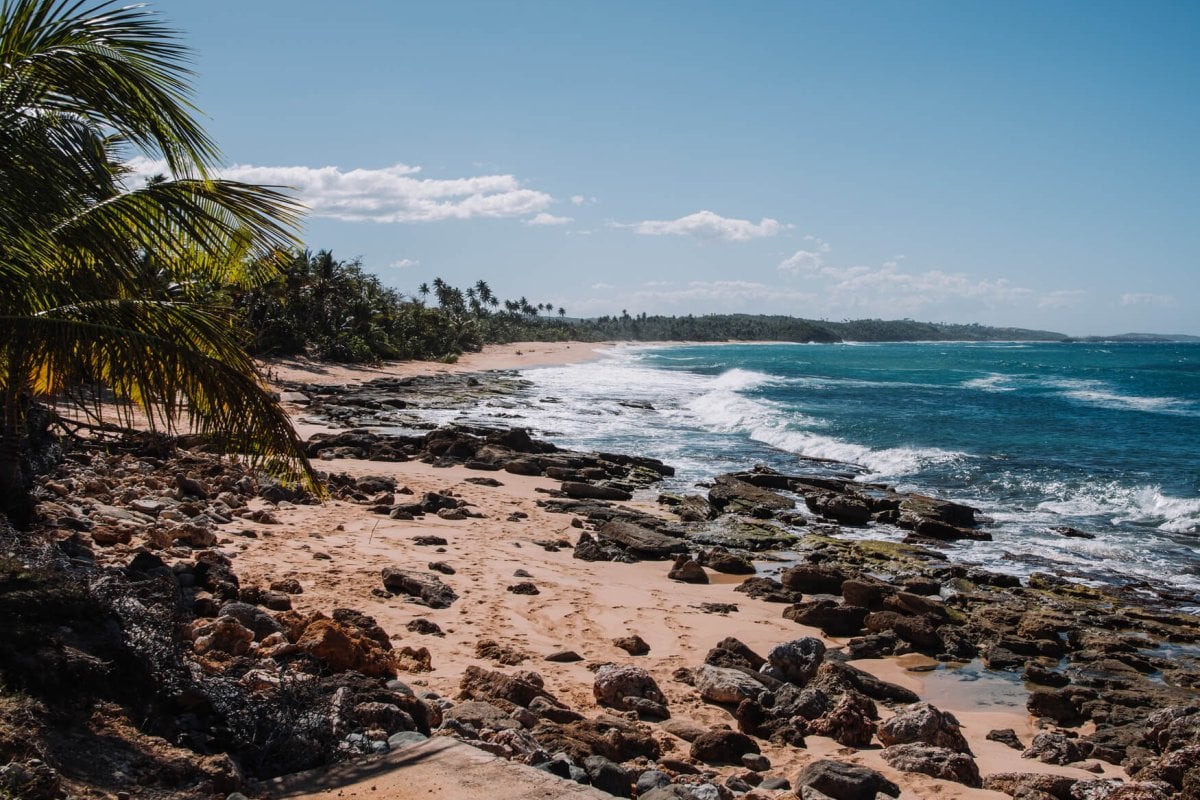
[[225, 342, 1128, 799]]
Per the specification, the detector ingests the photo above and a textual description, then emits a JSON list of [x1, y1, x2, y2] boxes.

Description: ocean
[[442, 341, 1200, 594]]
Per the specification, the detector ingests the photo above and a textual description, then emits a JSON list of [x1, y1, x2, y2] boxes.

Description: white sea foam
[[1046, 378, 1194, 415], [963, 374, 1017, 392], [1035, 482, 1200, 534], [709, 368, 776, 391]]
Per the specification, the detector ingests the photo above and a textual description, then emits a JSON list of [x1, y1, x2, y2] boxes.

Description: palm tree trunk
[[0, 382, 33, 528]]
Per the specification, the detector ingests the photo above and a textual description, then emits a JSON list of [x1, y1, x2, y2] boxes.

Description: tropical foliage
[[0, 0, 316, 524], [232, 258, 576, 363]]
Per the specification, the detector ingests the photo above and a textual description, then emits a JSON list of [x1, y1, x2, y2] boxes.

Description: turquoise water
[[460, 342, 1200, 592]]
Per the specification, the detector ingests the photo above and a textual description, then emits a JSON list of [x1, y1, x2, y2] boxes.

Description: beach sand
[[233, 342, 1121, 799]]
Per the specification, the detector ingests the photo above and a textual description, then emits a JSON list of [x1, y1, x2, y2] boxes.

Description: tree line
[[230, 258, 1068, 365]]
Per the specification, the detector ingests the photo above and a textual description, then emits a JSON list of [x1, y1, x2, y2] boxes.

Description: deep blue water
[[447, 342, 1200, 592]]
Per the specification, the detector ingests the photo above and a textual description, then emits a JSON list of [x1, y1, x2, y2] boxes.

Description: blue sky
[[143, 0, 1199, 335]]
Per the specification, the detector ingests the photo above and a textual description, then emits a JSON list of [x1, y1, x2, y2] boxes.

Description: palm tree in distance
[[0, 0, 318, 524]]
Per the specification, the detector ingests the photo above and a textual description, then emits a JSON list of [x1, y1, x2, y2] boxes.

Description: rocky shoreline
[[3, 369, 1199, 800]]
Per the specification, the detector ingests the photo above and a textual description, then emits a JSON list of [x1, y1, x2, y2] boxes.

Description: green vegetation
[[232, 272, 1067, 362], [0, 0, 316, 525], [232, 257, 577, 362]]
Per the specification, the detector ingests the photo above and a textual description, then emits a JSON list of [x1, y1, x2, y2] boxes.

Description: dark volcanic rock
[[667, 556, 708, 584], [598, 520, 689, 559], [708, 474, 795, 514], [697, 547, 755, 575], [561, 481, 633, 501], [1022, 731, 1085, 765], [881, 743, 981, 787], [809, 691, 877, 747], [381, 568, 458, 608], [593, 664, 669, 719], [734, 576, 799, 603], [792, 759, 900, 799], [783, 599, 868, 636], [689, 729, 760, 764], [780, 564, 847, 595], [766, 637, 826, 685], [613, 634, 651, 656], [878, 702, 971, 753]]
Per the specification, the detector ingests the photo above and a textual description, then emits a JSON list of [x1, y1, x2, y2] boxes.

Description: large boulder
[[878, 702, 971, 753], [780, 564, 847, 595], [593, 664, 669, 719], [1022, 731, 1085, 765], [881, 743, 981, 787], [598, 521, 689, 559], [693, 664, 767, 705], [689, 729, 760, 764], [458, 665, 559, 708], [766, 637, 826, 685], [808, 691, 877, 747], [296, 618, 396, 677], [792, 760, 900, 799]]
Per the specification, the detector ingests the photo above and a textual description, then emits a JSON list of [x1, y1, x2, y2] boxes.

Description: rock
[[877, 702, 971, 753], [1023, 732, 1086, 765], [529, 695, 584, 724], [766, 637, 826, 685], [709, 474, 795, 513], [506, 582, 540, 595], [443, 700, 522, 732], [986, 728, 1025, 750], [531, 715, 661, 763], [811, 661, 920, 704], [458, 665, 559, 708], [638, 769, 673, 795], [780, 564, 847, 595], [783, 599, 868, 636], [808, 691, 877, 747], [690, 729, 760, 764], [192, 616, 254, 656], [792, 759, 901, 799], [562, 481, 633, 501], [735, 576, 799, 603], [217, 601, 283, 640], [598, 520, 689, 559], [427, 561, 456, 575], [705, 637, 767, 672], [1027, 687, 1088, 724], [406, 618, 444, 637], [660, 718, 709, 742], [881, 743, 981, 787], [296, 618, 396, 678], [864, 610, 940, 649], [840, 577, 894, 609], [742, 752, 771, 771], [380, 568, 458, 608], [806, 492, 872, 524], [545, 650, 584, 663], [982, 772, 1078, 799], [697, 547, 756, 574], [475, 638, 528, 666], [693, 664, 767, 705], [583, 755, 632, 798], [593, 664, 669, 719], [614, 635, 651, 655], [0, 759, 61, 800], [668, 556, 709, 584]]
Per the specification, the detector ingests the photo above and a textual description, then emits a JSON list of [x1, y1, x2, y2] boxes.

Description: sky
[[141, 0, 1199, 336]]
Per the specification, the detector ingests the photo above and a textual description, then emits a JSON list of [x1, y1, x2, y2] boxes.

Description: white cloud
[[124, 157, 554, 223], [1038, 290, 1088, 308], [776, 238, 1061, 315], [525, 212, 573, 226], [590, 282, 614, 290], [1120, 292, 1178, 308], [389, 258, 419, 269], [619, 210, 789, 242]]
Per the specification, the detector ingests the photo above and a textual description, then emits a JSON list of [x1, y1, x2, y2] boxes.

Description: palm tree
[[0, 0, 318, 525]]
